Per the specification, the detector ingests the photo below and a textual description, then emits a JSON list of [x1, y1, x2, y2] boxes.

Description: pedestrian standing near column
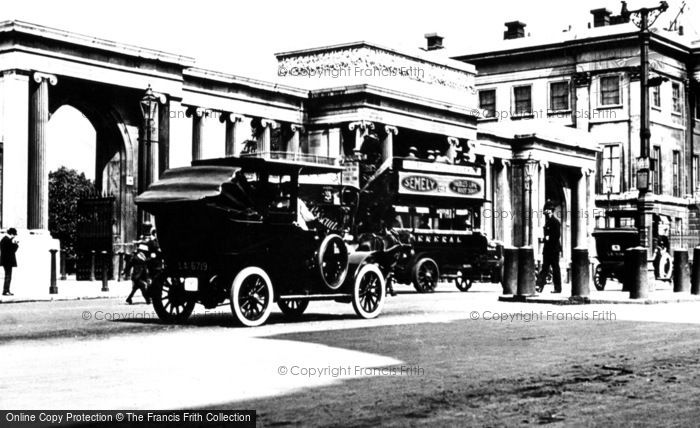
[[1, 228, 19, 296], [536, 202, 562, 293]]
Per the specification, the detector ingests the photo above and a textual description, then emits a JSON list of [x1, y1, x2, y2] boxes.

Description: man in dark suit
[[1, 228, 19, 296], [537, 202, 562, 293]]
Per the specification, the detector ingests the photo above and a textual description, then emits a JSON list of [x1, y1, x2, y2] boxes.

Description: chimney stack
[[424, 33, 444, 51], [504, 21, 526, 40], [590, 8, 612, 27]]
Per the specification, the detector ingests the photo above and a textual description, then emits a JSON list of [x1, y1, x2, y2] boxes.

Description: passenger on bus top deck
[[407, 146, 418, 158], [435, 149, 452, 164], [419, 215, 432, 229], [427, 150, 436, 161], [454, 146, 464, 165]]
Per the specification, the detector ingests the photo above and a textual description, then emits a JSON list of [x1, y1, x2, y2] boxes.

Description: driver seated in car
[[295, 198, 316, 231]]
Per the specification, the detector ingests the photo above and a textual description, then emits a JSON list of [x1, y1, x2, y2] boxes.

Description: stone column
[[327, 127, 342, 163], [28, 72, 57, 230], [382, 125, 398, 162], [348, 121, 374, 152], [220, 113, 243, 157], [288, 124, 304, 159], [575, 167, 592, 248], [534, 161, 548, 259], [0, 71, 30, 229], [186, 107, 205, 161], [157, 94, 170, 175], [496, 159, 512, 245], [482, 156, 494, 238], [256, 119, 278, 157], [143, 95, 164, 187]]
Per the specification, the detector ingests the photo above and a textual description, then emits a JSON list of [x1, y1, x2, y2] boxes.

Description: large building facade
[[0, 21, 598, 291], [452, 9, 700, 253]]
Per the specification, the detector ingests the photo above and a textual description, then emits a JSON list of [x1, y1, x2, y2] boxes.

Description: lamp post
[[603, 168, 615, 228], [140, 85, 158, 188], [140, 85, 159, 234], [624, 1, 668, 250], [524, 154, 539, 246]]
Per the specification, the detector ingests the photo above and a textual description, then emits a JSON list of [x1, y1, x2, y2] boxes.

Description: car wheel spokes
[[239, 275, 268, 321], [360, 273, 379, 312]]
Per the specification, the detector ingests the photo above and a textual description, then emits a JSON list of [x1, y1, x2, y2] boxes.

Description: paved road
[[2, 283, 700, 426]]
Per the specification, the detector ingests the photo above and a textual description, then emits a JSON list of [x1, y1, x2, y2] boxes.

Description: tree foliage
[[49, 167, 94, 262]]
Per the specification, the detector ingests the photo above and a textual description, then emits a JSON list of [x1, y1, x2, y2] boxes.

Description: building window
[[652, 146, 662, 195], [599, 144, 621, 193], [549, 81, 570, 111], [600, 75, 621, 106], [652, 85, 661, 109], [695, 93, 700, 120], [513, 85, 532, 116], [673, 150, 681, 197], [479, 89, 496, 119], [693, 155, 700, 192], [672, 83, 682, 114]]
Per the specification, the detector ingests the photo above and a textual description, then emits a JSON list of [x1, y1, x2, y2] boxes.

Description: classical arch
[[49, 84, 139, 245]]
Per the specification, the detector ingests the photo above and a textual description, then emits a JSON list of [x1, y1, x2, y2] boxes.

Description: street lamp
[[603, 168, 615, 227], [140, 85, 158, 186], [140, 84, 158, 233], [524, 154, 539, 246], [624, 0, 669, 250]]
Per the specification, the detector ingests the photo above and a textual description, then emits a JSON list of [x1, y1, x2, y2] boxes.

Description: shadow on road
[[110, 311, 359, 328]]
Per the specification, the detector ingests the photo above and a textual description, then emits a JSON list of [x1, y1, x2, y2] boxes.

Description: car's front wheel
[[230, 267, 274, 327], [352, 264, 386, 319]]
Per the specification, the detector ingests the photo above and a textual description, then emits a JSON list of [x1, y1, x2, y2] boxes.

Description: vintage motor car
[[135, 154, 388, 326], [592, 227, 640, 290], [592, 226, 673, 290], [354, 156, 503, 293]]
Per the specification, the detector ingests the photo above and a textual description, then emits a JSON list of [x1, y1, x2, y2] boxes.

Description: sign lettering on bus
[[401, 175, 438, 192], [398, 172, 484, 199]]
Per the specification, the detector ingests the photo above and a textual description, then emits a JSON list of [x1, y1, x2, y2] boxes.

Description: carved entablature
[[275, 43, 478, 109]]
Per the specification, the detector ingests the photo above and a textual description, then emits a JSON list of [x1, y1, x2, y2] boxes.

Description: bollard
[[89, 250, 96, 281], [49, 249, 58, 294], [59, 249, 67, 281], [691, 247, 700, 295], [625, 247, 648, 299], [673, 250, 690, 293], [101, 250, 110, 292], [117, 251, 124, 282], [516, 246, 536, 297], [571, 248, 590, 297], [502, 247, 518, 295], [124, 253, 132, 281]]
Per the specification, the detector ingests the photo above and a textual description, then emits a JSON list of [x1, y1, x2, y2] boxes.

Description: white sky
[[8, 0, 694, 180]]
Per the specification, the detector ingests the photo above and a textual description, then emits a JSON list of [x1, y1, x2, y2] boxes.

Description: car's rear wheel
[[352, 264, 386, 319], [230, 267, 274, 327], [318, 234, 349, 290], [277, 299, 309, 319], [152, 276, 196, 324], [412, 257, 439, 293]]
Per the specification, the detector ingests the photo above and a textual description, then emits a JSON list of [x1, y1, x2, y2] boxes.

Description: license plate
[[184, 278, 198, 291], [177, 261, 208, 271]]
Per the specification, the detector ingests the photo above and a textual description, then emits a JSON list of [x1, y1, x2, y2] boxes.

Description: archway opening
[[48, 105, 96, 180]]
